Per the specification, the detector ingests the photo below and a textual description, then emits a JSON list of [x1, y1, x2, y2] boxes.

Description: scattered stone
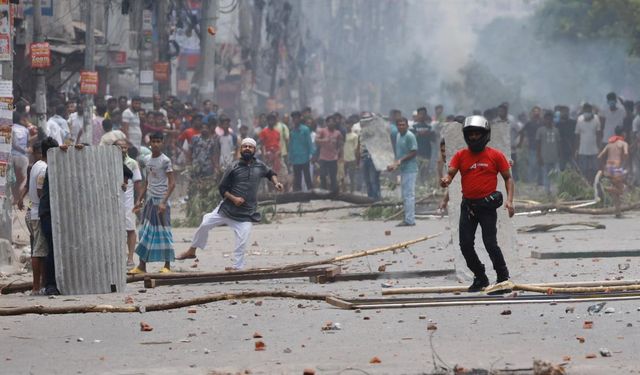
[[501, 309, 512, 316], [369, 356, 382, 364], [576, 336, 585, 343], [378, 265, 386, 272], [187, 309, 197, 314], [306, 236, 314, 243], [204, 348, 210, 354], [76, 337, 84, 342], [585, 353, 597, 359], [583, 321, 593, 329], [384, 230, 391, 236], [303, 369, 315, 375], [599, 348, 612, 357], [565, 307, 575, 314], [254, 301, 263, 306], [283, 348, 292, 354], [381, 282, 393, 288], [618, 263, 630, 271], [140, 322, 153, 332], [253, 332, 263, 339], [321, 322, 341, 331], [418, 316, 426, 320], [254, 341, 266, 351], [427, 323, 437, 331], [124, 296, 134, 304], [588, 302, 606, 315], [604, 307, 616, 314]]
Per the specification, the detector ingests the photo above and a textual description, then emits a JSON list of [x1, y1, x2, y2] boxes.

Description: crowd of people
[[8, 89, 638, 294]]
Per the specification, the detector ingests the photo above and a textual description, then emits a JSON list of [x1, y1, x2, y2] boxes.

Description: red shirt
[[259, 127, 281, 152], [178, 128, 200, 144], [450, 147, 510, 199]]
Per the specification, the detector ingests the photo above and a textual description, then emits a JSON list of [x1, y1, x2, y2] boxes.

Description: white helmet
[[463, 115, 491, 152]]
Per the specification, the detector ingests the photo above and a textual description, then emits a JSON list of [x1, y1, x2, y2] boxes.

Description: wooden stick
[[2, 235, 439, 294], [0, 281, 32, 295], [518, 222, 605, 233], [0, 291, 330, 316], [329, 294, 640, 310], [384, 195, 433, 222], [267, 233, 440, 273], [486, 280, 640, 294], [383, 279, 640, 295]]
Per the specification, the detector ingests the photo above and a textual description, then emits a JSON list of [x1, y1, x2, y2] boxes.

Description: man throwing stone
[[176, 138, 283, 269], [440, 115, 515, 292]]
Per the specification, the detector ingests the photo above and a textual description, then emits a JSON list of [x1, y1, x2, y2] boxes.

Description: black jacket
[[218, 158, 276, 222]]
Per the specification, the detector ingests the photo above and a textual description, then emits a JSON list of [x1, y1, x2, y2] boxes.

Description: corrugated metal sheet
[[48, 146, 126, 295]]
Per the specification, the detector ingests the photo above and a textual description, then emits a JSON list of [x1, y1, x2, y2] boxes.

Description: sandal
[[127, 267, 145, 275], [159, 267, 171, 274]]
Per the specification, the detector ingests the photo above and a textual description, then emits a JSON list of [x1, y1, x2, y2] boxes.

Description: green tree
[[537, 0, 640, 55]]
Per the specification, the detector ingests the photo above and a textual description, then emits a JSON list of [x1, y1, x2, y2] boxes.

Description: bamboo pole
[[382, 279, 640, 295], [266, 233, 440, 272], [0, 291, 329, 316], [2, 235, 440, 294], [486, 281, 640, 294], [384, 195, 433, 222]]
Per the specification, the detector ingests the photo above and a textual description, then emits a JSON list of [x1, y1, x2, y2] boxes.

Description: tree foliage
[[537, 0, 640, 55]]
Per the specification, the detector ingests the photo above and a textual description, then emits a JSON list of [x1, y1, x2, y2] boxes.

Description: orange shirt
[[450, 147, 510, 199], [259, 127, 280, 152]]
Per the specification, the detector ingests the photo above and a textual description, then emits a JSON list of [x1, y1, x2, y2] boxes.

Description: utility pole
[[103, 0, 110, 96], [33, 0, 47, 132], [198, 0, 218, 103], [0, 1, 14, 245], [82, 0, 95, 144], [238, 0, 254, 130], [155, 0, 169, 97]]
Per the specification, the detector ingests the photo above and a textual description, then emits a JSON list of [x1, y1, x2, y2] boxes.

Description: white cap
[[241, 137, 257, 147]]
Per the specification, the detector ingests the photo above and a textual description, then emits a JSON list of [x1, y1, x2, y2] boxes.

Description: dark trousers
[[39, 214, 57, 289], [319, 160, 338, 192], [292, 162, 313, 191], [362, 157, 381, 200], [459, 201, 509, 279]]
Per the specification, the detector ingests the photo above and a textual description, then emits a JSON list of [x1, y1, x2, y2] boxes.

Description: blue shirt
[[395, 131, 418, 173], [288, 124, 313, 165]]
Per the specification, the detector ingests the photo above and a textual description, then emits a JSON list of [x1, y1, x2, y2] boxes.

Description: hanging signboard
[[0, 0, 11, 61], [153, 62, 170, 82], [80, 71, 99, 95], [30, 42, 51, 68]]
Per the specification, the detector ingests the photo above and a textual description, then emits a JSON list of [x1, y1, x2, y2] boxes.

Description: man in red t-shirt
[[259, 114, 281, 174], [440, 115, 515, 292]]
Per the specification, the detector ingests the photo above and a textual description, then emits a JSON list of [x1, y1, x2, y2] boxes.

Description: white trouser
[[191, 204, 253, 269]]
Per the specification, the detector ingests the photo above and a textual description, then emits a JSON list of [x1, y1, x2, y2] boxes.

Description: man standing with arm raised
[[440, 115, 515, 293], [176, 138, 284, 270]]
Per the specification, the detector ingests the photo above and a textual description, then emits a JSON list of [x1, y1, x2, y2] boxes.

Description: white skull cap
[[241, 137, 257, 147]]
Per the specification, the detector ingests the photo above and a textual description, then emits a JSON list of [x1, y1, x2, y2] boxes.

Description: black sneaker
[[45, 286, 60, 296], [468, 275, 490, 292], [396, 221, 416, 227]]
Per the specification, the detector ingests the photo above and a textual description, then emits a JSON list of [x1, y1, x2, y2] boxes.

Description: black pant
[[459, 201, 509, 279], [319, 160, 338, 193], [292, 162, 313, 191], [39, 214, 57, 289]]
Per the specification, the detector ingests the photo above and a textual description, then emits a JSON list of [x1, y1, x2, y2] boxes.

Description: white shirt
[[146, 153, 173, 198], [46, 115, 69, 145], [122, 156, 142, 209], [575, 114, 601, 156], [600, 106, 627, 142], [219, 134, 235, 168], [11, 124, 29, 156], [28, 160, 47, 220], [99, 130, 127, 146], [122, 108, 142, 149], [68, 112, 83, 143]]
